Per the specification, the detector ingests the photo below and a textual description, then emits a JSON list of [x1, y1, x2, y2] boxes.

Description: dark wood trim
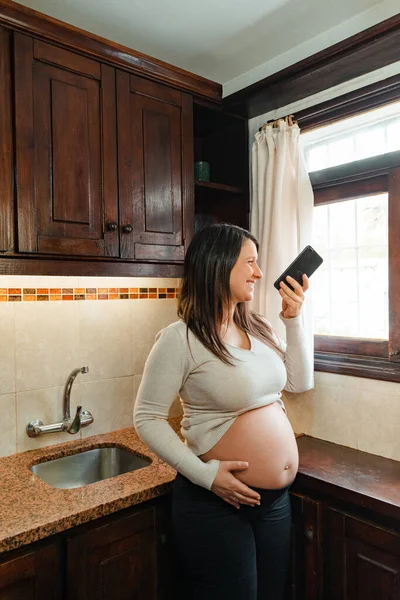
[[297, 73, 400, 132], [0, 0, 221, 103], [0, 25, 13, 253], [314, 336, 388, 358], [101, 64, 120, 258], [310, 151, 400, 189], [0, 257, 184, 277], [224, 14, 400, 118], [388, 167, 400, 363], [181, 93, 195, 253], [314, 352, 400, 384], [313, 175, 388, 206]]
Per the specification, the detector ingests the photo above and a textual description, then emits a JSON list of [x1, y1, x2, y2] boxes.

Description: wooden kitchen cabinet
[[116, 72, 194, 262], [66, 506, 157, 600], [327, 508, 400, 600], [1, 2, 251, 275], [290, 436, 400, 600], [0, 541, 61, 600], [14, 33, 119, 258]]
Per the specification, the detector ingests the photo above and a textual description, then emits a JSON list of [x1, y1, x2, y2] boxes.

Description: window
[[299, 101, 400, 382], [302, 100, 400, 172]]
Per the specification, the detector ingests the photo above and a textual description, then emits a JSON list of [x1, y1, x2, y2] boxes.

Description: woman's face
[[229, 239, 263, 304]]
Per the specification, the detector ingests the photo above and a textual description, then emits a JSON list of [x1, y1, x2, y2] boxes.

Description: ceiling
[[15, 0, 399, 95]]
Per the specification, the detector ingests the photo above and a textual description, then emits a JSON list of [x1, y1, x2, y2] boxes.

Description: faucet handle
[[66, 405, 82, 435]]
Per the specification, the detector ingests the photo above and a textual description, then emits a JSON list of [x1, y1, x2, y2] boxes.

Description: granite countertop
[[1, 424, 400, 555], [0, 420, 181, 553]]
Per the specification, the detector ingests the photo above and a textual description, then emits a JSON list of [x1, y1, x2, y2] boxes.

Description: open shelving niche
[[193, 103, 250, 233]]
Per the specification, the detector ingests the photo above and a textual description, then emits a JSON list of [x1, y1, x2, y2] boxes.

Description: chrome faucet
[[63, 366, 89, 420], [26, 366, 94, 438]]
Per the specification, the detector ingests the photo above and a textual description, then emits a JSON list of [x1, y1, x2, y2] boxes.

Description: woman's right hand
[[211, 461, 261, 509]]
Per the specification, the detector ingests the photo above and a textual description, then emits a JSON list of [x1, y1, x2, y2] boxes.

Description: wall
[[283, 373, 400, 461], [0, 275, 181, 457]]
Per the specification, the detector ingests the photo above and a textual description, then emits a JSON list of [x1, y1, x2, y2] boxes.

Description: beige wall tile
[[0, 275, 79, 289], [78, 300, 133, 381], [0, 303, 15, 395], [358, 377, 400, 397], [15, 302, 79, 392], [80, 377, 134, 438], [0, 394, 17, 457], [286, 385, 358, 448], [132, 299, 178, 374], [314, 371, 360, 389], [357, 389, 400, 460], [16, 386, 82, 452]]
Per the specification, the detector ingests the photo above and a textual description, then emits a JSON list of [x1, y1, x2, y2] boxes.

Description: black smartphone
[[273, 245, 323, 291]]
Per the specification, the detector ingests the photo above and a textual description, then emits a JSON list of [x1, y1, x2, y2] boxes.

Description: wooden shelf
[[195, 181, 247, 194]]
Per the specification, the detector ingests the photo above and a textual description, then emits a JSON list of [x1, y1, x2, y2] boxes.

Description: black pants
[[172, 473, 292, 600]]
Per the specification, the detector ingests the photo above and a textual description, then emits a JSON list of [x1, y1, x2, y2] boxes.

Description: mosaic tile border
[[0, 287, 180, 302]]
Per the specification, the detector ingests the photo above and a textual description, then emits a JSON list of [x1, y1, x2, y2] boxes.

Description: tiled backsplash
[[0, 286, 180, 301], [1, 274, 399, 464], [284, 371, 400, 462], [0, 275, 182, 457]]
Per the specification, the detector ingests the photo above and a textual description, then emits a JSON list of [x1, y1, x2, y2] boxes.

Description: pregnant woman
[[134, 223, 312, 600]]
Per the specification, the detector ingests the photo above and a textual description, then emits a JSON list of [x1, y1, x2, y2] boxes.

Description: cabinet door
[[117, 72, 194, 261], [0, 26, 13, 254], [327, 508, 400, 600], [67, 507, 157, 600], [0, 542, 61, 600], [14, 34, 119, 257], [290, 492, 323, 600]]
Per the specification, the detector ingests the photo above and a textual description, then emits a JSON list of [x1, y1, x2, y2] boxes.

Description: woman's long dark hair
[[177, 223, 283, 365]]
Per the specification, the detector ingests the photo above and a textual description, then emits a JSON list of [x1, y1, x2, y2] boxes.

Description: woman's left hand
[[279, 274, 309, 319]]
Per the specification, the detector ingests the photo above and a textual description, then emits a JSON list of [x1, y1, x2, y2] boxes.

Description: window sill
[[314, 352, 400, 384]]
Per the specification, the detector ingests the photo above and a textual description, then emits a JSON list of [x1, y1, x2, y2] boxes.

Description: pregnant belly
[[199, 402, 299, 489]]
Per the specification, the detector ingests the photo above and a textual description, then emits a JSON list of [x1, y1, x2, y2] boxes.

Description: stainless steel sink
[[30, 447, 152, 489]]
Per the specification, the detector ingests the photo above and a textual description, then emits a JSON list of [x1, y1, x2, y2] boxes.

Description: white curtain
[[251, 120, 314, 350]]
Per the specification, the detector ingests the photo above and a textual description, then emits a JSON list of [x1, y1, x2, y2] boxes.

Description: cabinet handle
[[122, 224, 133, 234], [107, 222, 118, 232], [305, 527, 314, 541]]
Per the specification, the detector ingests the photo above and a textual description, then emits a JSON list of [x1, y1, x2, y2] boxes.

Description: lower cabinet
[[0, 498, 178, 600], [0, 542, 61, 600], [1, 491, 399, 600], [290, 489, 400, 600], [327, 508, 400, 600], [66, 507, 157, 600]]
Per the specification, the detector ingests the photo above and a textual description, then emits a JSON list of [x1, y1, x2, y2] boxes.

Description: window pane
[[302, 101, 400, 172], [312, 194, 388, 339]]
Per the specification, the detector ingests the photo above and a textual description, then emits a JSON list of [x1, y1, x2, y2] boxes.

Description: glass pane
[[358, 246, 388, 339], [329, 200, 356, 249], [357, 194, 387, 247], [312, 193, 388, 339], [302, 100, 400, 171]]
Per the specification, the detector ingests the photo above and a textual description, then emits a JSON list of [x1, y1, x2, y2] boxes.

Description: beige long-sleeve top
[[133, 313, 312, 490]]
